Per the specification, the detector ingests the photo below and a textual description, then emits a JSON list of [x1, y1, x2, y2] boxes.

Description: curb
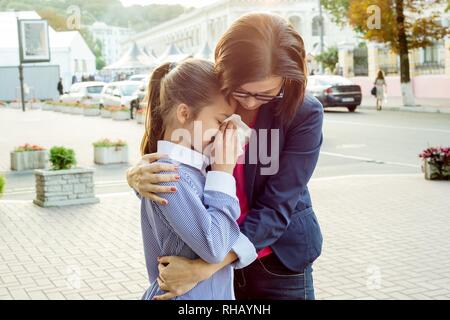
[[359, 104, 450, 114]]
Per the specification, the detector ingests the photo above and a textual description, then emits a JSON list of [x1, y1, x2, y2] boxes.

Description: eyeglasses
[[231, 79, 285, 102]]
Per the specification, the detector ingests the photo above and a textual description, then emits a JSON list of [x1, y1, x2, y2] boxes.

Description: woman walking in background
[[374, 70, 387, 111]]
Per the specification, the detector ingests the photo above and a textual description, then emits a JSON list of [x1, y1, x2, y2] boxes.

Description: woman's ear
[[175, 103, 191, 124]]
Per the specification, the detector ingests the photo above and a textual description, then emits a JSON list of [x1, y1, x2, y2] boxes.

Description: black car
[[306, 75, 362, 112]]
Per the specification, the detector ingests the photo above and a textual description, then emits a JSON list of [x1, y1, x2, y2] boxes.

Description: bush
[[93, 138, 127, 148], [0, 175, 5, 195], [49, 146, 76, 170]]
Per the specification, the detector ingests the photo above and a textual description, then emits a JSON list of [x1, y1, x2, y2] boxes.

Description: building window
[[423, 45, 439, 64], [312, 16, 323, 37], [74, 59, 79, 72], [82, 60, 87, 73], [289, 15, 302, 34]]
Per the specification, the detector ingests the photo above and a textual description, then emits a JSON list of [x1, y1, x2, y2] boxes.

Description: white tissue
[[223, 114, 252, 157]]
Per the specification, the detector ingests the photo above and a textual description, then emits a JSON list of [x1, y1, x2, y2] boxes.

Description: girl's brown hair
[[214, 12, 308, 122], [140, 59, 221, 155]]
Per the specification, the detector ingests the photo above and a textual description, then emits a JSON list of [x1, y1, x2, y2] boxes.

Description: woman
[[136, 59, 256, 300], [127, 13, 324, 300], [374, 70, 387, 111]]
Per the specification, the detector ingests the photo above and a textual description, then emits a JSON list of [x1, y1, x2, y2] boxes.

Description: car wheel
[[347, 106, 357, 112]]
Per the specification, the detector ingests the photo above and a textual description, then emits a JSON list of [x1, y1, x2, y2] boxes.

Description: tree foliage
[[322, 0, 449, 54], [315, 46, 339, 73]]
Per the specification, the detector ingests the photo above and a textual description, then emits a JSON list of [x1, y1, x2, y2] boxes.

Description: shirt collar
[[157, 140, 210, 175]]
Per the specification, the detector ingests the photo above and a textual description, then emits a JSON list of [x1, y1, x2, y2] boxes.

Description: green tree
[[315, 46, 339, 74], [322, 0, 449, 106]]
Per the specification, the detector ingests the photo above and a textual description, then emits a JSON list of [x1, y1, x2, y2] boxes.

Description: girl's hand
[[211, 121, 238, 174], [126, 153, 180, 205], [153, 256, 214, 300]]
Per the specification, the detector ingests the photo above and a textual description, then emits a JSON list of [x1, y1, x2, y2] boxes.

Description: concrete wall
[[0, 65, 60, 101], [351, 75, 450, 99]]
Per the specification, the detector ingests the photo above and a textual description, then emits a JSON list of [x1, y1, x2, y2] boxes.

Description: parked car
[[99, 81, 142, 118], [61, 81, 105, 104], [306, 75, 362, 112], [128, 74, 149, 83]]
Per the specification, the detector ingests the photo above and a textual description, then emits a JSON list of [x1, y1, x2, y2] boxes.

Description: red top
[[233, 111, 273, 259]]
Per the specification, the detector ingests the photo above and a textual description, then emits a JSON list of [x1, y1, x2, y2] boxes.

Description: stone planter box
[[9, 102, 21, 109], [422, 160, 450, 180], [84, 107, 100, 117], [72, 107, 84, 115], [34, 168, 99, 207], [31, 102, 41, 110], [10, 150, 48, 171], [101, 109, 112, 118], [112, 111, 130, 121], [42, 103, 55, 111], [94, 146, 128, 164], [61, 106, 72, 113], [136, 112, 145, 124]]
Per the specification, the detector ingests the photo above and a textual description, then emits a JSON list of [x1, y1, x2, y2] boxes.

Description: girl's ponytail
[[140, 62, 171, 155]]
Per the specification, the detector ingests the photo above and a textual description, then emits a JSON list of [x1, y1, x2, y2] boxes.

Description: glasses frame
[[232, 78, 286, 102]]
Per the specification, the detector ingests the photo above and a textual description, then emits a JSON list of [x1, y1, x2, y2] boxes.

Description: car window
[[120, 84, 139, 96], [87, 86, 104, 94]]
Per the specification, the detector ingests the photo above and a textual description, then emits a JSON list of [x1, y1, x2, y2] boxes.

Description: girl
[[135, 59, 257, 300], [128, 13, 323, 300]]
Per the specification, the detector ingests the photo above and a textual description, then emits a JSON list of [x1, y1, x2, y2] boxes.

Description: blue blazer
[[241, 94, 324, 273]]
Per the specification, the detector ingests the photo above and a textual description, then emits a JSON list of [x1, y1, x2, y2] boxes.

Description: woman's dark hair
[[214, 12, 308, 122], [140, 59, 221, 155], [376, 70, 385, 81]]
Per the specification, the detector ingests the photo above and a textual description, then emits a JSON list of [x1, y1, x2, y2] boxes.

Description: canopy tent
[[194, 42, 213, 61], [103, 42, 156, 71], [157, 43, 190, 64]]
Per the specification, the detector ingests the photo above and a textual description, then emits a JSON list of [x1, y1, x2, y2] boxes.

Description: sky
[[119, 0, 218, 8]]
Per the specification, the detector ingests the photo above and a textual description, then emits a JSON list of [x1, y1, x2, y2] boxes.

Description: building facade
[[89, 22, 134, 66], [121, 0, 358, 71]]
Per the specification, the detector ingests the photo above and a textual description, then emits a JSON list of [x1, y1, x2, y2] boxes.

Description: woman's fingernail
[[171, 187, 177, 192], [175, 175, 180, 180], [162, 200, 168, 205]]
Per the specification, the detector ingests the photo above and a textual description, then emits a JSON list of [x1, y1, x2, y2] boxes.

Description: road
[[1, 106, 449, 199]]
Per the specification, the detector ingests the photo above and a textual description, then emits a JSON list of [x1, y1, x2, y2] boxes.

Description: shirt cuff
[[231, 233, 257, 269], [204, 171, 237, 199]]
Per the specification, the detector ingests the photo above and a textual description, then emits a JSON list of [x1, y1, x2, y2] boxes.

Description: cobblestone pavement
[[1, 174, 449, 300]]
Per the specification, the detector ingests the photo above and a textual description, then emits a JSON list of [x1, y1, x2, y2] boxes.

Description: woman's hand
[[153, 256, 214, 300], [126, 153, 180, 205], [211, 121, 238, 174]]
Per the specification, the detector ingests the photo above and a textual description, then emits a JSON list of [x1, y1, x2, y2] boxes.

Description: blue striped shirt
[[135, 140, 257, 300]]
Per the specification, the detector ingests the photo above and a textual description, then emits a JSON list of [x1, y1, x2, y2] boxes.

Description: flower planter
[[72, 107, 84, 115], [112, 111, 130, 121], [33, 168, 99, 207], [422, 160, 450, 180], [83, 107, 100, 117], [136, 112, 145, 124], [94, 145, 128, 164], [10, 150, 48, 171], [42, 103, 55, 111], [101, 109, 112, 118], [8, 101, 21, 109], [31, 102, 41, 110]]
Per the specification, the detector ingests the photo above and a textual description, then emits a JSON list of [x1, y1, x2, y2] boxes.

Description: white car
[[128, 74, 149, 83], [99, 81, 142, 110], [61, 81, 105, 104]]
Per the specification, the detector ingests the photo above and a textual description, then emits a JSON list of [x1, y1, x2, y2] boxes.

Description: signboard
[[18, 19, 50, 63]]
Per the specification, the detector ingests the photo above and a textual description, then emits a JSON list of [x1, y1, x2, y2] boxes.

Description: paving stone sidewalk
[[1, 174, 449, 300]]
